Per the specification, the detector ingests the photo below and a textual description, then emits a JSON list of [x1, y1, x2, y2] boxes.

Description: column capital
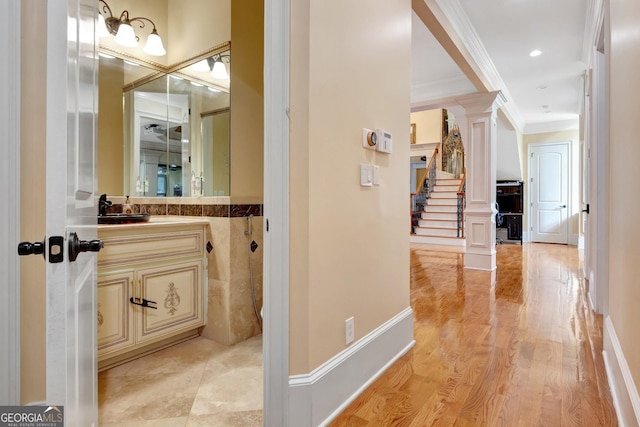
[[456, 91, 505, 116]]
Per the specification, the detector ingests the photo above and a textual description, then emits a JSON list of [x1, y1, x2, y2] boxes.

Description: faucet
[[99, 194, 112, 216]]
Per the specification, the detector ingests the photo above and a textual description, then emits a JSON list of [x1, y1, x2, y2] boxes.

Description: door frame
[[585, 22, 610, 315], [527, 141, 572, 245], [263, 0, 290, 424], [1, 0, 293, 419], [0, 0, 21, 405]]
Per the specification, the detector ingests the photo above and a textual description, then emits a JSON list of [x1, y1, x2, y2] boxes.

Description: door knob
[[560, 204, 567, 208], [68, 232, 104, 262], [17, 238, 45, 258]]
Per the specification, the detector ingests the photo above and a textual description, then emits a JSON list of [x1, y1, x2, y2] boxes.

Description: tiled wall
[[104, 196, 264, 345]]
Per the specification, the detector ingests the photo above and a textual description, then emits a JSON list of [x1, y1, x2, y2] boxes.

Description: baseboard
[[570, 233, 579, 246], [288, 307, 415, 427], [578, 234, 585, 249], [603, 316, 640, 426]]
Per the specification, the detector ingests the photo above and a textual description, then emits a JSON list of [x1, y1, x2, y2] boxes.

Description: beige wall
[[609, 0, 640, 395], [522, 130, 580, 239], [20, 0, 46, 404], [290, 0, 412, 374], [411, 109, 443, 144], [230, 0, 264, 199], [167, 0, 230, 65], [98, 60, 124, 195]]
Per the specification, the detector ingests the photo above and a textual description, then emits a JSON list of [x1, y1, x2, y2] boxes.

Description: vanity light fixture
[[98, 0, 166, 56], [189, 53, 231, 80], [210, 53, 230, 80]]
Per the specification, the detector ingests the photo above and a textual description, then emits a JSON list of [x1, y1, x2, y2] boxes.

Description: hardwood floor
[[330, 243, 617, 426]]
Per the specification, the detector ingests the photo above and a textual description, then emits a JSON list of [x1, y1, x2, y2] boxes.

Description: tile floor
[[98, 335, 263, 426]]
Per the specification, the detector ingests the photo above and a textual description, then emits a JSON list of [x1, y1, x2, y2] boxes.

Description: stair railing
[[410, 148, 438, 234], [456, 169, 466, 237]]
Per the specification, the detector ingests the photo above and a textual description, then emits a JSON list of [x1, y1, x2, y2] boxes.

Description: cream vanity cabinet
[[97, 219, 208, 369]]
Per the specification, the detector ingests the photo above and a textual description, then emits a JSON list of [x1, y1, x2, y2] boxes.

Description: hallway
[[332, 243, 617, 426]]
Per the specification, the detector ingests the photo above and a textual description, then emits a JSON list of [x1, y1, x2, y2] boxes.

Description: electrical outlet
[[345, 317, 355, 345]]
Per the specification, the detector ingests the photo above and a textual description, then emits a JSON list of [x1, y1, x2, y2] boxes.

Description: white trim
[[583, 0, 605, 65], [570, 233, 579, 246], [603, 316, 640, 426], [578, 234, 584, 249], [522, 118, 580, 135], [0, 0, 21, 405], [430, 0, 525, 132], [411, 73, 476, 104], [289, 308, 415, 427], [263, 0, 290, 425]]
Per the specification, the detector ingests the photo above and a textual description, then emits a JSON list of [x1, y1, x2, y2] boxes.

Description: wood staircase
[[411, 173, 465, 246]]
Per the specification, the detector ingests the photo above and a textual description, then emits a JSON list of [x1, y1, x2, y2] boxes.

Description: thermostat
[[362, 128, 377, 151], [376, 129, 392, 154]]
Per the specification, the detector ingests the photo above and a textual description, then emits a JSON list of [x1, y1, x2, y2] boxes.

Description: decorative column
[[458, 91, 503, 271]]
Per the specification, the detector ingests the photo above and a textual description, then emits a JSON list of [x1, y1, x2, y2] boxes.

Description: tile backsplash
[[105, 198, 262, 218]]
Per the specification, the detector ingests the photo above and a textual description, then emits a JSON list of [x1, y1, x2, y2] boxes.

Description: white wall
[[496, 115, 522, 180]]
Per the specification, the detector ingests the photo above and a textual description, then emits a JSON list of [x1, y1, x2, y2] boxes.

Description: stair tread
[[411, 234, 465, 239], [415, 226, 458, 230]]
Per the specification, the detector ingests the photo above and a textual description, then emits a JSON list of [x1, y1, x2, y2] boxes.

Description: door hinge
[[531, 153, 534, 158], [266, 218, 269, 232]]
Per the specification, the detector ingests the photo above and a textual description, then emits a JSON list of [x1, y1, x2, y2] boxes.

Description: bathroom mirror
[[98, 46, 231, 197]]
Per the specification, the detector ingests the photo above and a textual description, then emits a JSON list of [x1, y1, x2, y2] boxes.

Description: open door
[[16, 1, 100, 424]]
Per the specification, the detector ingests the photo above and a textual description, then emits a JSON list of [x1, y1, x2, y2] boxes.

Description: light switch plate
[[360, 164, 372, 187], [372, 165, 380, 185]]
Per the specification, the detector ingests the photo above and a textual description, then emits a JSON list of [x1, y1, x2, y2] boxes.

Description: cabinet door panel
[[98, 271, 135, 357], [137, 260, 204, 344]]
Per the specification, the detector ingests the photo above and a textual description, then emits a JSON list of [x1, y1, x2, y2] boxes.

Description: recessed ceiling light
[[530, 49, 542, 57]]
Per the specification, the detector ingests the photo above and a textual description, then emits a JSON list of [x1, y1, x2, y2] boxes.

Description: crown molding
[[523, 118, 579, 135], [426, 0, 525, 132], [411, 73, 476, 104], [582, 0, 604, 67]]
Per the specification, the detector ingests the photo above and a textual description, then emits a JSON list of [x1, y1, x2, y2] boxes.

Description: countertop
[[97, 215, 209, 231]]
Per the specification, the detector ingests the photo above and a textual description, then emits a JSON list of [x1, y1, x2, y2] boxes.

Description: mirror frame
[[100, 41, 231, 92]]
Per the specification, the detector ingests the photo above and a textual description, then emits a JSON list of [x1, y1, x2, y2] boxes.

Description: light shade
[[114, 22, 138, 47], [211, 61, 228, 80], [143, 29, 166, 56], [191, 59, 211, 73], [97, 13, 110, 38]]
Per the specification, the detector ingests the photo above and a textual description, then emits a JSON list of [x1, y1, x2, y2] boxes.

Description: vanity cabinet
[[97, 220, 207, 369]]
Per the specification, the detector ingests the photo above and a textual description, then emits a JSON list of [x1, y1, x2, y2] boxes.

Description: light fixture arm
[[212, 53, 231, 64], [98, 0, 166, 56], [126, 14, 160, 38]]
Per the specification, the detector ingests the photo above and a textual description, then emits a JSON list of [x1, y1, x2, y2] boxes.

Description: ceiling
[[411, 0, 589, 134]]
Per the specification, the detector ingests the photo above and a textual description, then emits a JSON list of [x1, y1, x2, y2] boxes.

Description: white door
[[529, 143, 570, 244], [44, 1, 100, 425]]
